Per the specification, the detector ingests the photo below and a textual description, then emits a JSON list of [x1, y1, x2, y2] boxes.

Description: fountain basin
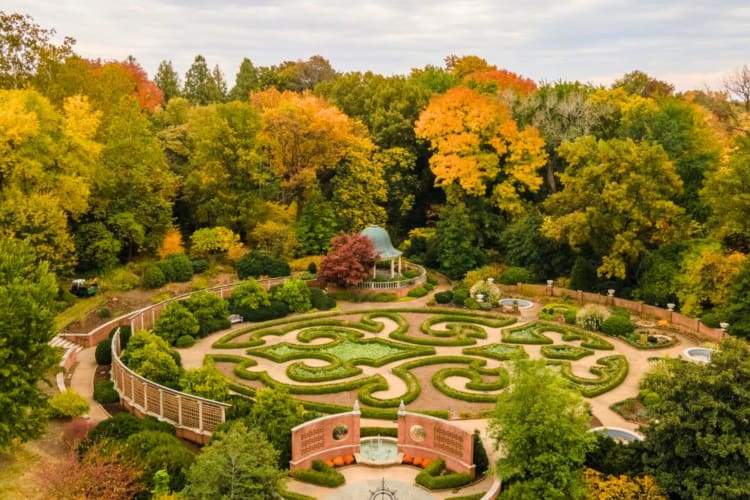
[[355, 437, 402, 466], [683, 347, 716, 363], [499, 298, 534, 309], [589, 426, 644, 443]]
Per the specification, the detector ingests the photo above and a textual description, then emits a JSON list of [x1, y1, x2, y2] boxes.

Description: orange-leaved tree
[[415, 86, 546, 215]]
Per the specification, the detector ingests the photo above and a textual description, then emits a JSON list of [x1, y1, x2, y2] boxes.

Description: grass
[[55, 294, 108, 332], [0, 445, 49, 499]]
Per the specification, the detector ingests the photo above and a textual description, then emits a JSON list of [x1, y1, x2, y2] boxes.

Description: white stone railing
[[110, 327, 230, 436], [357, 263, 427, 290]]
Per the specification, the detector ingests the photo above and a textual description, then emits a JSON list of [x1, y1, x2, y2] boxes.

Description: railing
[[110, 327, 230, 436], [356, 263, 427, 290]]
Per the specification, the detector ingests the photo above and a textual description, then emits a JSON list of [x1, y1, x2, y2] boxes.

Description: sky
[[5, 0, 749, 91]]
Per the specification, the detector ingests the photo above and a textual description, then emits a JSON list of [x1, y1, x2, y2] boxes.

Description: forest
[[2, 11, 750, 336]]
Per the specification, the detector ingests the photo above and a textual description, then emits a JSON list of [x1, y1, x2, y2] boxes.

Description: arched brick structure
[[290, 410, 361, 470]]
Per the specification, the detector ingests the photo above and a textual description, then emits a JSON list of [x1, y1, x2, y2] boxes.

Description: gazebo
[[361, 225, 403, 279]]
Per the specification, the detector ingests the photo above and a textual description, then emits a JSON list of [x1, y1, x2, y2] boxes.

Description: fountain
[[683, 347, 716, 363], [356, 435, 403, 466], [498, 298, 534, 309], [589, 426, 644, 443]]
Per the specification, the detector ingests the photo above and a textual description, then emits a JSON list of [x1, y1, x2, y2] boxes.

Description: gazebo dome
[[361, 225, 402, 260]]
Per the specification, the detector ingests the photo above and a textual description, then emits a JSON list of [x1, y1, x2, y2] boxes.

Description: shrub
[[95, 338, 112, 365], [309, 287, 336, 310], [452, 288, 469, 306], [564, 310, 577, 324], [576, 304, 611, 331], [307, 262, 317, 274], [156, 259, 177, 282], [236, 251, 290, 279], [142, 264, 166, 289], [175, 335, 196, 348], [273, 278, 312, 313], [191, 258, 209, 274], [463, 297, 480, 309], [93, 380, 119, 404], [473, 430, 489, 476], [242, 299, 289, 322], [48, 389, 90, 418], [166, 253, 194, 282], [500, 266, 532, 285], [407, 286, 429, 298], [434, 290, 453, 304], [362, 292, 398, 302], [700, 310, 723, 328], [601, 315, 635, 337], [415, 459, 472, 490], [97, 307, 112, 319], [290, 460, 345, 487]]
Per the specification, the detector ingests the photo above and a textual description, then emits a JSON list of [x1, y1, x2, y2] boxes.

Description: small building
[[361, 225, 403, 279]]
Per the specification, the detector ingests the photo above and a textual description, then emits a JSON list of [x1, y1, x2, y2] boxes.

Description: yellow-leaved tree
[[414, 86, 546, 215]]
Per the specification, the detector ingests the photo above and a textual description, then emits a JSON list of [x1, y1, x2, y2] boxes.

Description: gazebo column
[[398, 256, 402, 275], [390, 258, 395, 278], [373, 263, 377, 279]]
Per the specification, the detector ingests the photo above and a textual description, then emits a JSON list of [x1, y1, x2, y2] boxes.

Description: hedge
[[175, 335, 196, 348], [93, 380, 120, 404], [415, 459, 472, 490], [279, 479, 316, 500], [540, 344, 595, 360], [360, 426, 398, 438], [289, 460, 345, 487], [601, 315, 636, 336], [462, 343, 528, 361], [551, 355, 629, 397], [408, 286, 429, 298], [95, 338, 112, 365]]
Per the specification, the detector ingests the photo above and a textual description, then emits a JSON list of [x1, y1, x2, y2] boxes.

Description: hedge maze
[[208, 309, 631, 417]]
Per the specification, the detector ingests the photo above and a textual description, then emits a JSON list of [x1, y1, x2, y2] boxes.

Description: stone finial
[[353, 399, 361, 415], [398, 400, 406, 417]]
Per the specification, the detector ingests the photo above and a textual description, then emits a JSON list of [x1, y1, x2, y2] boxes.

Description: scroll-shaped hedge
[[550, 354, 629, 397]]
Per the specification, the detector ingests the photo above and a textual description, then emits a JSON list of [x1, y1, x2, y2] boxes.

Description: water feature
[[589, 426, 644, 443], [356, 436, 402, 466], [499, 298, 534, 309], [683, 347, 716, 363]]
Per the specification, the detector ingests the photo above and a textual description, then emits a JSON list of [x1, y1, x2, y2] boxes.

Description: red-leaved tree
[[318, 232, 377, 288]]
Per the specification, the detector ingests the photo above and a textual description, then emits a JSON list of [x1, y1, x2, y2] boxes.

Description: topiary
[[95, 338, 112, 365], [601, 315, 635, 337], [175, 335, 196, 348], [142, 263, 166, 289], [93, 380, 119, 404], [307, 262, 317, 274]]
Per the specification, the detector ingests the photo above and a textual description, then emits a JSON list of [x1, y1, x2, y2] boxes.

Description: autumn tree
[[155, 59, 181, 102], [0, 238, 59, 449], [415, 86, 546, 216], [0, 11, 75, 89], [542, 136, 684, 279], [259, 55, 337, 92], [584, 468, 666, 500], [640, 337, 750, 499], [462, 68, 538, 97], [489, 360, 595, 499], [318, 232, 377, 288], [613, 70, 674, 99], [723, 64, 750, 111], [189, 226, 242, 259], [444, 54, 492, 79]]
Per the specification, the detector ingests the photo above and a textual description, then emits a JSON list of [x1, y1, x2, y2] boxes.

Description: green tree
[[189, 226, 242, 259], [180, 359, 229, 401], [184, 291, 230, 337], [125, 429, 195, 493], [489, 360, 595, 499], [248, 387, 306, 469], [121, 331, 182, 389], [294, 186, 338, 255], [73, 222, 121, 273], [640, 337, 750, 499], [155, 60, 181, 102], [272, 278, 311, 313], [228, 278, 271, 313], [0, 238, 59, 448], [543, 137, 684, 280], [229, 57, 259, 101], [183, 55, 225, 105], [153, 301, 199, 345], [183, 421, 283, 499], [724, 259, 750, 338], [613, 70, 674, 99], [431, 202, 485, 279]]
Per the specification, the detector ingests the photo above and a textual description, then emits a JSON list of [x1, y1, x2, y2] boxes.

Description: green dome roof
[[361, 225, 402, 260]]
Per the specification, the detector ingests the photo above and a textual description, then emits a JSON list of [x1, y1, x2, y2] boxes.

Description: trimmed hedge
[[279, 479, 316, 500], [552, 354, 629, 397], [601, 315, 635, 336], [175, 335, 196, 348], [434, 290, 454, 304], [415, 459, 472, 490], [360, 426, 398, 438], [289, 460, 345, 487], [408, 286, 429, 298], [540, 344, 595, 360], [95, 338, 112, 365]]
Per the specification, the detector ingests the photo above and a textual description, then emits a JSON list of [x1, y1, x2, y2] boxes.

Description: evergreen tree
[[229, 58, 259, 101], [155, 59, 181, 102], [183, 55, 212, 105]]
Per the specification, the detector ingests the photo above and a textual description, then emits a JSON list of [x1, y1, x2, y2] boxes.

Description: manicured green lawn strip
[[502, 323, 554, 344], [462, 343, 528, 361], [548, 354, 629, 397], [540, 344, 595, 360]]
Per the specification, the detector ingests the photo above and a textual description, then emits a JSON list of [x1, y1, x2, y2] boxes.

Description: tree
[[444, 54, 492, 78], [0, 11, 75, 89], [184, 291, 230, 337], [183, 55, 225, 105], [584, 468, 666, 500], [724, 258, 750, 338], [73, 221, 121, 273], [415, 86, 546, 215], [153, 301, 199, 345], [613, 70, 674, 99], [489, 360, 595, 499], [121, 331, 182, 389], [0, 238, 59, 449], [430, 202, 486, 279], [183, 421, 284, 499], [318, 232, 377, 288], [180, 359, 230, 401], [236, 251, 290, 279], [542, 136, 684, 279], [189, 226, 242, 259], [462, 68, 538, 97], [124, 429, 195, 493], [229, 58, 259, 101], [155, 59, 181, 102], [248, 386, 306, 469], [640, 337, 750, 499], [723, 64, 750, 111], [272, 277, 311, 313], [228, 278, 271, 314]]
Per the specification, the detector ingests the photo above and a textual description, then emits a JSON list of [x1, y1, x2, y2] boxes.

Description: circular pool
[[499, 298, 534, 309], [683, 347, 716, 363], [589, 426, 644, 442], [356, 437, 401, 465]]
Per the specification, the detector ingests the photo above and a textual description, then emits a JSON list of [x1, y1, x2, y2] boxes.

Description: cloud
[[3, 0, 749, 90]]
